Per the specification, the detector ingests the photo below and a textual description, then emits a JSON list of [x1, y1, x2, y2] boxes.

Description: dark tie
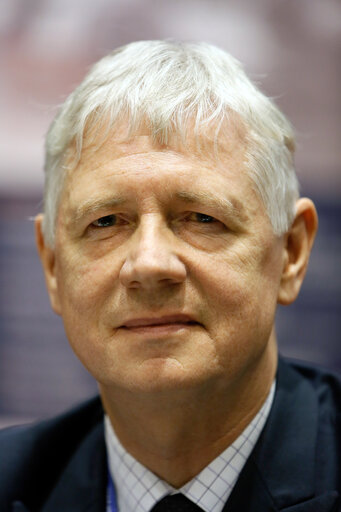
[[150, 494, 204, 511]]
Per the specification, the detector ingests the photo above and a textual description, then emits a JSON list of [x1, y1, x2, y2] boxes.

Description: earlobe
[[278, 198, 318, 305], [35, 214, 62, 315]]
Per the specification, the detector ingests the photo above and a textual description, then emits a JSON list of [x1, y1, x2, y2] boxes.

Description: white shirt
[[105, 382, 275, 512]]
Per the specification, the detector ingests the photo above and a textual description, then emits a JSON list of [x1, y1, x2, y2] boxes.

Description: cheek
[[54, 255, 119, 372], [56, 250, 119, 318], [202, 262, 277, 376], [196, 240, 283, 331], [194, 250, 259, 313]]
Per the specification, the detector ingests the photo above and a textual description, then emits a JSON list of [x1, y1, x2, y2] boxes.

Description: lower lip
[[122, 322, 198, 336]]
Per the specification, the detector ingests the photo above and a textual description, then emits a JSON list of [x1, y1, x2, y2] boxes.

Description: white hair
[[43, 40, 299, 246]]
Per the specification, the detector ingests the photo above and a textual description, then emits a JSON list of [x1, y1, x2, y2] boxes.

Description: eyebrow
[[69, 190, 248, 225], [71, 197, 127, 224], [175, 191, 249, 222]]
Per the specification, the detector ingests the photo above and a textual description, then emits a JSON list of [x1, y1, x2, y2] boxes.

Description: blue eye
[[92, 214, 117, 227], [194, 213, 215, 223]]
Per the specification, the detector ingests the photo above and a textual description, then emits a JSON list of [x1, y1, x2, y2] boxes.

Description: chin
[[112, 358, 208, 395]]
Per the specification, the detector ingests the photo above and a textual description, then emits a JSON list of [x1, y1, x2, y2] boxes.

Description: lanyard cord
[[107, 468, 118, 512]]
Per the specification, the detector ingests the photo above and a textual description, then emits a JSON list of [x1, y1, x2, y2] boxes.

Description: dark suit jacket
[[0, 358, 340, 512]]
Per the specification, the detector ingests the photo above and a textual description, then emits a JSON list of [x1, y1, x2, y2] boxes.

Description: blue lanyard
[[107, 468, 118, 512]]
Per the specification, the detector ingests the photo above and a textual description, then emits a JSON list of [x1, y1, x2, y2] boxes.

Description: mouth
[[120, 314, 200, 334]]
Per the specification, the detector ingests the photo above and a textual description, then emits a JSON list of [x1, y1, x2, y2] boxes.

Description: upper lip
[[121, 314, 199, 328]]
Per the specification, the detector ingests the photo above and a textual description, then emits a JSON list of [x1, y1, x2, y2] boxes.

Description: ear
[[35, 214, 62, 315], [278, 198, 318, 305]]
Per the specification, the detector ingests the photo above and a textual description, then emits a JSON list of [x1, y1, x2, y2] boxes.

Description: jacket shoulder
[[0, 396, 103, 511], [279, 358, 341, 494], [286, 358, 341, 415]]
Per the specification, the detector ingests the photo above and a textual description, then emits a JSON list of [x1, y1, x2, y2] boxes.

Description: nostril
[[128, 280, 140, 289]]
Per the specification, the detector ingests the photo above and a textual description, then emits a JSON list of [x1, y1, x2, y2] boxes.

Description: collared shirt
[[105, 381, 275, 512]]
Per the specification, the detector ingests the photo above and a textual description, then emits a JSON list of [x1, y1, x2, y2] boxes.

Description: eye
[[185, 212, 219, 224], [192, 213, 216, 223], [92, 214, 117, 227], [180, 211, 227, 233]]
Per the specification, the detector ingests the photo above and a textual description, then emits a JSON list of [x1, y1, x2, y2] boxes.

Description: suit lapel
[[280, 491, 339, 511], [222, 458, 339, 512], [221, 455, 278, 511], [12, 420, 107, 512], [224, 359, 339, 511], [40, 421, 107, 512], [11, 503, 30, 512]]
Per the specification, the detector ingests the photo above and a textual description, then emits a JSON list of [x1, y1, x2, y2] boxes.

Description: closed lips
[[121, 315, 200, 328]]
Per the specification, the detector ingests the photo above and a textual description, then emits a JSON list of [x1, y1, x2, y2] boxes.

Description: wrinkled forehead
[[63, 113, 250, 176]]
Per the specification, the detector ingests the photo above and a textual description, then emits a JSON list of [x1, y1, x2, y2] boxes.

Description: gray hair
[[43, 40, 299, 246]]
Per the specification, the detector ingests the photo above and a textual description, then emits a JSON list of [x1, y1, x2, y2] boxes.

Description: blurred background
[[1, 0, 340, 427]]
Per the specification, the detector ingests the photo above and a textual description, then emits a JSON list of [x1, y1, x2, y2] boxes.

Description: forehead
[[71, 114, 248, 170], [59, 120, 260, 217]]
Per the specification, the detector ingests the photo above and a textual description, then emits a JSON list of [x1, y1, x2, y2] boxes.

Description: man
[[0, 40, 340, 512]]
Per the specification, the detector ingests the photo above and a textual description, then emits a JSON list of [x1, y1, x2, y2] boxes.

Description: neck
[[100, 338, 277, 487]]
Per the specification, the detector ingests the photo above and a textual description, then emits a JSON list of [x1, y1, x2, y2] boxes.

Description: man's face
[[40, 126, 287, 396]]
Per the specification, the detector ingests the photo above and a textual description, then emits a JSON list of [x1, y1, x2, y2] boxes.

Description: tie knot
[[151, 494, 203, 511]]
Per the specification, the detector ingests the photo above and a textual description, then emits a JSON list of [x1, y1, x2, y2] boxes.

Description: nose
[[119, 216, 187, 289]]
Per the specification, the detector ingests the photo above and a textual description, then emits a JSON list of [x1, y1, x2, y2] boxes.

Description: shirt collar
[[105, 381, 276, 512]]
